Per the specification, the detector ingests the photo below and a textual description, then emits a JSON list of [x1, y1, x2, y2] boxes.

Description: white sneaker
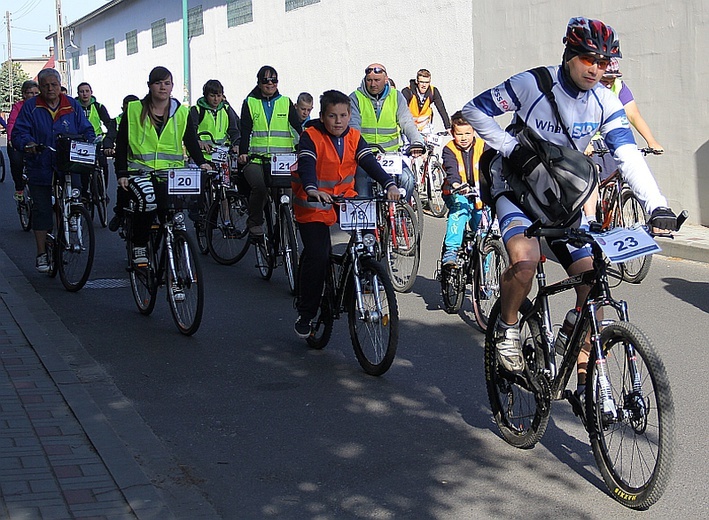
[[35, 254, 49, 273], [493, 320, 525, 373]]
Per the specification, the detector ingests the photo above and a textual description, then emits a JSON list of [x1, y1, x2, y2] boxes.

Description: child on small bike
[[441, 111, 487, 267], [292, 89, 400, 338]]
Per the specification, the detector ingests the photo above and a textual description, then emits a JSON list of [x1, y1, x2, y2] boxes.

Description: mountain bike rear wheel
[[348, 259, 399, 376], [167, 230, 204, 335], [472, 239, 508, 332], [617, 191, 652, 283], [587, 321, 674, 510], [279, 205, 299, 295], [485, 300, 550, 449], [57, 205, 95, 292]]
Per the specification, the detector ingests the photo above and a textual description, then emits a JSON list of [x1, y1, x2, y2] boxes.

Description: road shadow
[[661, 277, 709, 314]]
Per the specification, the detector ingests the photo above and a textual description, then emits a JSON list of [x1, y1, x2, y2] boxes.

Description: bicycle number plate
[[211, 146, 230, 164], [591, 225, 661, 263], [271, 153, 297, 176], [376, 152, 403, 176], [339, 200, 377, 231], [167, 168, 201, 195], [69, 141, 96, 165]]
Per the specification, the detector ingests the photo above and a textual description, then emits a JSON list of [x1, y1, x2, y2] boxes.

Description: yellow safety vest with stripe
[[246, 96, 294, 162], [126, 100, 188, 171], [197, 106, 230, 145], [444, 137, 485, 209], [408, 87, 434, 131], [355, 90, 400, 151], [85, 102, 105, 136]]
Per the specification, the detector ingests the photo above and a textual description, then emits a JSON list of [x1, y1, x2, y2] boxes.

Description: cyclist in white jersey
[[462, 17, 678, 390]]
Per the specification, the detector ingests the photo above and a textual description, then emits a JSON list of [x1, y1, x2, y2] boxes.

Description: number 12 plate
[[591, 226, 661, 263]]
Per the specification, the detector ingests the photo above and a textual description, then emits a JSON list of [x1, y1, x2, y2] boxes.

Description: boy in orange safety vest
[[292, 89, 400, 338]]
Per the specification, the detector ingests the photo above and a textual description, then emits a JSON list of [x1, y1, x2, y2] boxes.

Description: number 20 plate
[[591, 225, 661, 264], [167, 168, 201, 195]]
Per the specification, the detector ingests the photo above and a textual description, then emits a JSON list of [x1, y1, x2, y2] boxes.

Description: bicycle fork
[[350, 239, 384, 324], [587, 302, 619, 422]]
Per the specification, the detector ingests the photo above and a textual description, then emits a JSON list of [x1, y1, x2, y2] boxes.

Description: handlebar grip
[[676, 210, 689, 230]]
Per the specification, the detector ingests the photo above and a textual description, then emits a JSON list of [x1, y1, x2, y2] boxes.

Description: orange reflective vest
[[408, 86, 435, 131], [443, 137, 485, 209], [292, 127, 359, 226]]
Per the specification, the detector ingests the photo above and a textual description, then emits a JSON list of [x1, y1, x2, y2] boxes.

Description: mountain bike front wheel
[[587, 321, 674, 510], [57, 205, 95, 292], [206, 193, 250, 265], [279, 205, 299, 295], [426, 162, 447, 218], [167, 230, 204, 335], [384, 202, 420, 293], [348, 259, 399, 376]]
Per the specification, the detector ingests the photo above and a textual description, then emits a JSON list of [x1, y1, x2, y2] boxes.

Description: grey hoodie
[[349, 78, 424, 149]]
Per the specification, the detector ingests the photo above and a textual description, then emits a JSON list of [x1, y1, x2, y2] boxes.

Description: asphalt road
[[0, 146, 707, 519]]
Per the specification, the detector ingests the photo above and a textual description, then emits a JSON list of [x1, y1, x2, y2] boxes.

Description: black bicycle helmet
[[563, 17, 622, 58]]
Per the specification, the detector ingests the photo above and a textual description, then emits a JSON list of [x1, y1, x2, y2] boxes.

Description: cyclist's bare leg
[[583, 187, 599, 222], [500, 233, 540, 325], [34, 230, 47, 255]]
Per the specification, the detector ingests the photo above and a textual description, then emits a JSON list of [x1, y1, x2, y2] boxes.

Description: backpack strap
[[528, 67, 578, 150]]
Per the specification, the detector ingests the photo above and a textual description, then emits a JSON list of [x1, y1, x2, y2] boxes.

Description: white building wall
[[62, 0, 709, 225]]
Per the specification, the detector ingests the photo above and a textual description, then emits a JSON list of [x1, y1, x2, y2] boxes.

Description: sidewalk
[[0, 247, 220, 519], [656, 222, 709, 264]]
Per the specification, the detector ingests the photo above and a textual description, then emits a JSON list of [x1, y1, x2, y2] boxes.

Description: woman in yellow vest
[[114, 66, 210, 266], [237, 66, 303, 239], [441, 112, 487, 266]]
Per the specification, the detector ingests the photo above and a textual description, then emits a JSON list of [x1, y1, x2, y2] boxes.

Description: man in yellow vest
[[349, 63, 425, 200], [76, 82, 116, 188], [401, 69, 451, 134], [237, 66, 303, 238]]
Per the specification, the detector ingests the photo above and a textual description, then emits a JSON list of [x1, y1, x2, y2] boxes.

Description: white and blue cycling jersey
[[462, 65, 667, 213]]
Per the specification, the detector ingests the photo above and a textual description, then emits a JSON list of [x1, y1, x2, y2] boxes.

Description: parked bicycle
[[244, 153, 300, 295], [437, 185, 507, 331], [121, 169, 204, 335], [593, 147, 660, 283], [415, 131, 448, 218], [33, 138, 96, 292], [484, 213, 687, 509], [305, 195, 399, 376]]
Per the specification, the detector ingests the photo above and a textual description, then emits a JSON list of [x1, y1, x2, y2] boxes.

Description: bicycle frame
[[520, 236, 630, 402]]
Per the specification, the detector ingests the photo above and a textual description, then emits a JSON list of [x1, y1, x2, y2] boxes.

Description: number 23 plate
[[591, 226, 661, 263]]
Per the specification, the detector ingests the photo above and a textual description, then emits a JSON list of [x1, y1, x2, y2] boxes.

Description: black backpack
[[480, 66, 597, 226]]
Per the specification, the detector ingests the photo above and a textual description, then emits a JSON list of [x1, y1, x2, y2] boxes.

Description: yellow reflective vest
[[246, 96, 294, 161], [126, 100, 188, 171], [355, 90, 400, 151]]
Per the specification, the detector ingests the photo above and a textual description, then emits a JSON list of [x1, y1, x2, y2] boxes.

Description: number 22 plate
[[591, 226, 661, 264]]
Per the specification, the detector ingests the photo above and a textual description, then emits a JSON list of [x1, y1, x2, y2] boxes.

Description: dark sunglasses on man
[[365, 67, 386, 75]]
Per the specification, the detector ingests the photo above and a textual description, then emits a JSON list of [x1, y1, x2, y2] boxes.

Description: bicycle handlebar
[[592, 147, 663, 157]]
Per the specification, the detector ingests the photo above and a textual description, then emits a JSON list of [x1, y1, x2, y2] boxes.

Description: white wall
[[63, 0, 709, 224]]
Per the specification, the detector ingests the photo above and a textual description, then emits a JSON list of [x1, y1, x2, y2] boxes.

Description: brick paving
[[0, 299, 137, 520]]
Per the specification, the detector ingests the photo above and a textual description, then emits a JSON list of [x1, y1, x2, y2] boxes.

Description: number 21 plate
[[591, 226, 661, 264]]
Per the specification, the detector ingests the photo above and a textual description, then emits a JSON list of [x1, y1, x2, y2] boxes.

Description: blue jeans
[[354, 161, 415, 200], [443, 193, 483, 251]]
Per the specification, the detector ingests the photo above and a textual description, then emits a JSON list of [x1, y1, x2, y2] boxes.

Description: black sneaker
[[108, 214, 123, 232], [294, 316, 312, 338]]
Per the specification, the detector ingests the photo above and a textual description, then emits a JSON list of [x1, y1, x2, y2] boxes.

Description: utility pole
[[55, 0, 67, 87], [5, 11, 12, 106], [182, 0, 190, 104]]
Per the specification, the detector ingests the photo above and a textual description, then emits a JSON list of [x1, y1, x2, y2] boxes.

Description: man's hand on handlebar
[[199, 162, 214, 172], [649, 206, 678, 233], [199, 142, 213, 154], [237, 154, 249, 165], [386, 185, 402, 201], [118, 177, 129, 190], [24, 142, 40, 154]]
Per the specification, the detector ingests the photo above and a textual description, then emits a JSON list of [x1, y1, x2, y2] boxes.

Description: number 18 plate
[[591, 225, 661, 264]]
